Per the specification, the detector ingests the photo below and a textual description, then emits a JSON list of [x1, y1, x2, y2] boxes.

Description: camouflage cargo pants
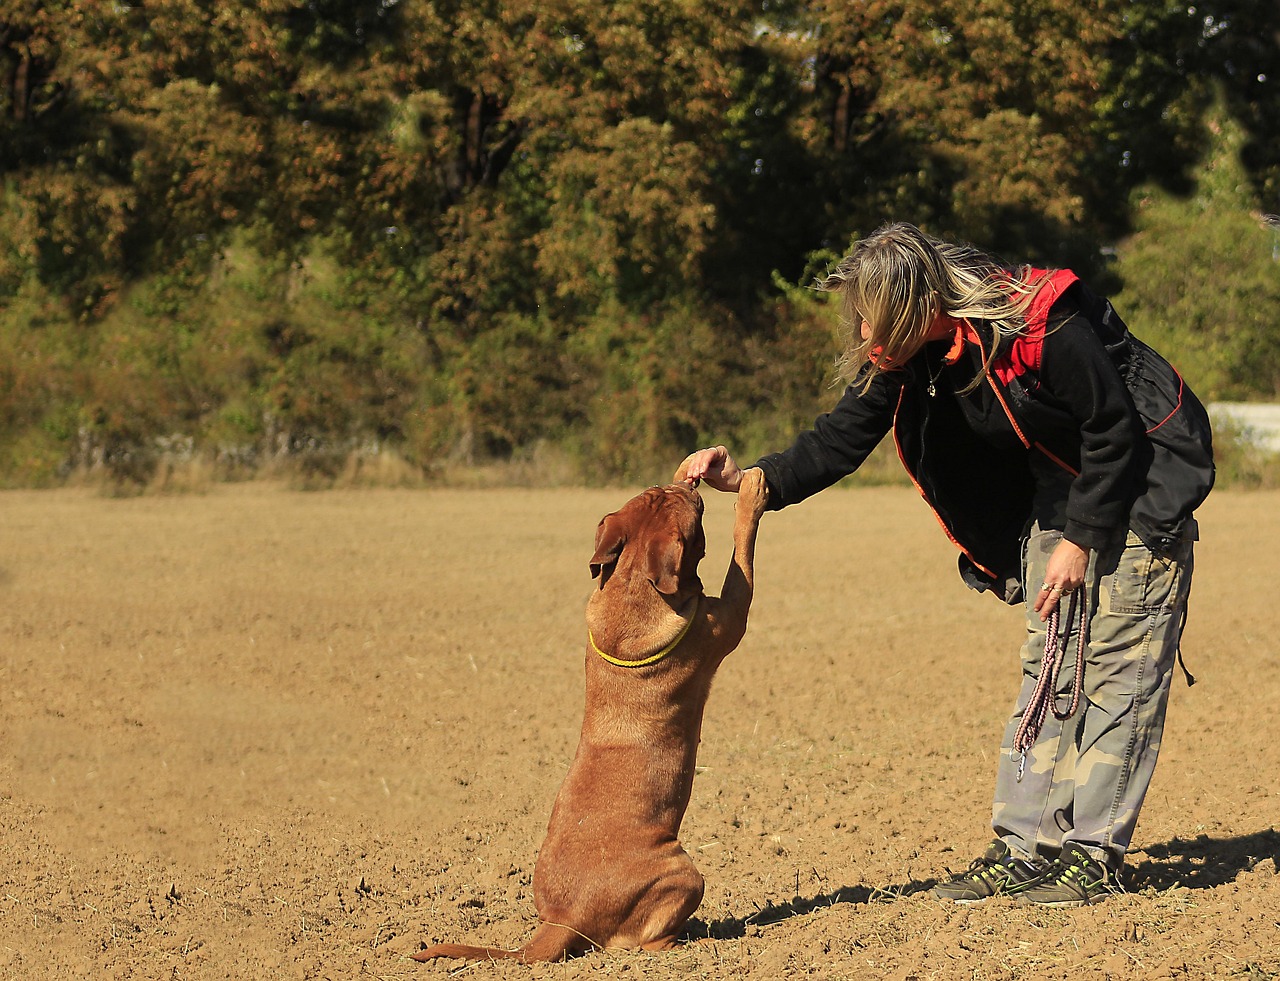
[[991, 521, 1196, 871]]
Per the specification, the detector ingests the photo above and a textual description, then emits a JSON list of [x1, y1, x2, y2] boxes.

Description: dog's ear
[[646, 534, 684, 596], [590, 513, 627, 583]]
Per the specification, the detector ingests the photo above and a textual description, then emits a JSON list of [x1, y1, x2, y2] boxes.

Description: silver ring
[[1050, 584, 1063, 593]]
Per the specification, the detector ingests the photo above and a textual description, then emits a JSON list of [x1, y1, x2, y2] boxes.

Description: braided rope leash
[[1012, 588, 1089, 782]]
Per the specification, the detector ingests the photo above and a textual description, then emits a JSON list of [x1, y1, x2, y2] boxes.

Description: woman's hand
[[1034, 538, 1090, 621], [675, 445, 744, 492]]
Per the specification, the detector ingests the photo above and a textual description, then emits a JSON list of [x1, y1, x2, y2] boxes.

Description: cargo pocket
[[1108, 532, 1185, 614]]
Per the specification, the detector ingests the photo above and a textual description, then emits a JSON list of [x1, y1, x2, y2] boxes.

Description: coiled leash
[[1012, 588, 1089, 782]]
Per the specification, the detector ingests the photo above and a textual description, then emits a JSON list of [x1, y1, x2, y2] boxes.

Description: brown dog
[[414, 466, 768, 963]]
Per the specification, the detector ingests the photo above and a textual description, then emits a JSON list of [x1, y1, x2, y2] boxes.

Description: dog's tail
[[412, 942, 524, 962], [412, 923, 584, 963]]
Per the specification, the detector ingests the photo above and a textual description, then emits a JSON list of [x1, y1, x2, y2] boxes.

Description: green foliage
[[0, 288, 80, 485], [0, 1, 1276, 488], [537, 119, 715, 310], [1205, 416, 1280, 490], [1110, 103, 1280, 400]]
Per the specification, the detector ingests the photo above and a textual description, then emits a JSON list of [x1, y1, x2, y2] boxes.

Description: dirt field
[[1, 482, 1276, 980]]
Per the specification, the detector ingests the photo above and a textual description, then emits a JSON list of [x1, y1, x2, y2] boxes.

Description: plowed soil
[[2, 483, 1276, 979]]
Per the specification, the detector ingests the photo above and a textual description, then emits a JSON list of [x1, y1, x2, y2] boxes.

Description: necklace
[[926, 356, 946, 398], [925, 317, 969, 397]]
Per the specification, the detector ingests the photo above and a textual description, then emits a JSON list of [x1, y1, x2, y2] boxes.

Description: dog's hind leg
[[621, 860, 705, 953], [514, 921, 591, 961]]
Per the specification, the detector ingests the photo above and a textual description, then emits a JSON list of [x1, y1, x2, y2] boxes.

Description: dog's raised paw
[[736, 468, 768, 518]]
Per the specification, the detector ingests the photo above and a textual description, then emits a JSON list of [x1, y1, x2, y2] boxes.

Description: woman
[[681, 222, 1214, 907]]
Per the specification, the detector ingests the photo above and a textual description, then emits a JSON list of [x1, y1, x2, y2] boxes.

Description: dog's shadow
[[684, 878, 935, 942], [684, 828, 1279, 940]]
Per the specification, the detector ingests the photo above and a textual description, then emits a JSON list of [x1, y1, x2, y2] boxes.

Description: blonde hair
[[822, 222, 1040, 394]]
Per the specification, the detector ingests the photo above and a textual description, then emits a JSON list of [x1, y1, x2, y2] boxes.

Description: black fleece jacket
[[755, 281, 1213, 603]]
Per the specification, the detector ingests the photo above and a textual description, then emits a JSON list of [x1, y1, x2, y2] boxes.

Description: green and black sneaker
[[1017, 842, 1118, 907], [932, 840, 1049, 904]]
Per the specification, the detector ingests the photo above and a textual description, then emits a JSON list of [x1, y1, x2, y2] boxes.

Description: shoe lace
[[950, 853, 1004, 883], [1050, 854, 1120, 898]]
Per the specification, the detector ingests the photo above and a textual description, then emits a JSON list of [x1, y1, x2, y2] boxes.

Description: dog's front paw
[[673, 454, 696, 484], [736, 467, 768, 521]]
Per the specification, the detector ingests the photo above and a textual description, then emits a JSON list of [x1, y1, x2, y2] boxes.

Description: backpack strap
[[991, 268, 1079, 386]]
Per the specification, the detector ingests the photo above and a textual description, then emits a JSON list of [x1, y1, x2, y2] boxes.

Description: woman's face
[[859, 312, 952, 346]]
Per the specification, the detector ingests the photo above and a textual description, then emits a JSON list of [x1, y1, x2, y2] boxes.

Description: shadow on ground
[[686, 827, 1280, 941], [685, 878, 937, 941], [1130, 828, 1280, 890]]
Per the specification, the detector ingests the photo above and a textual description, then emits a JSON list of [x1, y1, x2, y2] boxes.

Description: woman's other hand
[[1034, 538, 1090, 621]]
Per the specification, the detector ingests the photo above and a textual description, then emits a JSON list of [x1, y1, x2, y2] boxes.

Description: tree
[[1109, 0, 1280, 210], [785, 0, 1123, 265], [1110, 100, 1280, 400]]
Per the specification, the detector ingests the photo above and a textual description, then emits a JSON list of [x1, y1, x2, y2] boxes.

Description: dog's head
[[589, 482, 706, 598]]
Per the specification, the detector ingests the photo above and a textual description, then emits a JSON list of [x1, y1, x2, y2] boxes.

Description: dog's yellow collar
[[589, 612, 695, 668]]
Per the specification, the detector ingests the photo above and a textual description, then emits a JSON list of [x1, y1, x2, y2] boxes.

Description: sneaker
[[1017, 842, 1118, 907], [932, 840, 1049, 904]]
